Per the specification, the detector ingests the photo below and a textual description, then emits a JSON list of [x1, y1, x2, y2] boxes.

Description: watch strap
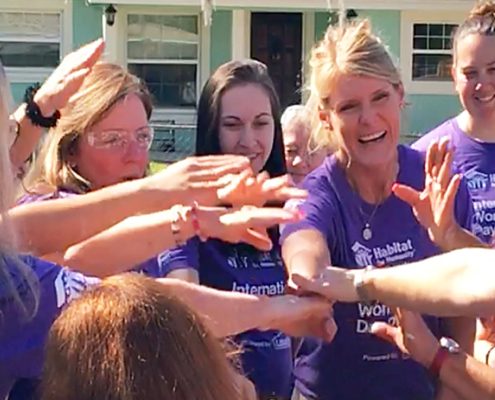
[[429, 346, 449, 378]]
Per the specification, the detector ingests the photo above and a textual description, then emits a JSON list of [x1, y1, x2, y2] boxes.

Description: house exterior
[[0, 0, 475, 161]]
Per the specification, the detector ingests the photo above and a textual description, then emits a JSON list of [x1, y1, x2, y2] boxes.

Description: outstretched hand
[[290, 267, 360, 303], [371, 308, 439, 367], [151, 155, 252, 206], [217, 170, 307, 207], [393, 138, 460, 249], [264, 294, 337, 342], [34, 38, 105, 116], [201, 206, 301, 251]]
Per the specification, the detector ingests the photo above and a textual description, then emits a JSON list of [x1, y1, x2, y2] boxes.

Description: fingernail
[[391, 183, 398, 191], [296, 209, 305, 218]]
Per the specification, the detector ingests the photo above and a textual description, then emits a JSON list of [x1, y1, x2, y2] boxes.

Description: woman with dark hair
[[196, 59, 287, 178], [159, 59, 329, 400]]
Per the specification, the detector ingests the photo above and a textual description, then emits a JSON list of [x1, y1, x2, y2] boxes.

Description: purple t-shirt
[[0, 255, 98, 398], [413, 116, 495, 243], [280, 145, 473, 400], [158, 239, 293, 398], [17, 190, 167, 277]]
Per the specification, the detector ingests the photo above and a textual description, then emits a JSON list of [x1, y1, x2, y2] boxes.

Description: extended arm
[[156, 278, 334, 340], [282, 229, 331, 279], [64, 206, 298, 277], [293, 248, 495, 317], [8, 155, 250, 255]]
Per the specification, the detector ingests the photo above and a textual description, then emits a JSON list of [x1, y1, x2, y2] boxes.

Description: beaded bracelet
[[23, 83, 61, 128], [171, 203, 207, 246]]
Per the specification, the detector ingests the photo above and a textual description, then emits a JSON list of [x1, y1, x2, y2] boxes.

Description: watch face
[[440, 337, 461, 354]]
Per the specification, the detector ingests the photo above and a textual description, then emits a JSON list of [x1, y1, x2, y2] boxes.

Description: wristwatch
[[353, 265, 375, 304], [429, 337, 460, 377]]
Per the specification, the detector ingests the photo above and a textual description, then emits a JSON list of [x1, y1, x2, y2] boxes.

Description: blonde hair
[[24, 62, 152, 195], [308, 18, 401, 157], [0, 62, 39, 316], [453, 1, 495, 64], [43, 273, 242, 400]]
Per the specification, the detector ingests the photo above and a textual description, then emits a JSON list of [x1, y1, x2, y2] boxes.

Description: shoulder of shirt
[[16, 187, 78, 205], [399, 143, 426, 165], [411, 117, 457, 152], [301, 155, 336, 188]]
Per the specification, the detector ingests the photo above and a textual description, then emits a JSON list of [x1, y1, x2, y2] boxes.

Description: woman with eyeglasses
[[18, 62, 159, 275]]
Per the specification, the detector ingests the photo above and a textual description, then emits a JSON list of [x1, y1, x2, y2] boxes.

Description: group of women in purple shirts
[[2, 1, 495, 400]]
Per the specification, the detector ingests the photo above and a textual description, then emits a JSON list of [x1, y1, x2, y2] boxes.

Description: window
[[127, 14, 199, 108], [0, 12, 61, 68], [412, 23, 457, 82], [400, 11, 464, 95]]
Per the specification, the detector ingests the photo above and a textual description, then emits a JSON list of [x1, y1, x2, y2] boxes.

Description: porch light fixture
[[346, 9, 358, 19], [104, 4, 117, 26]]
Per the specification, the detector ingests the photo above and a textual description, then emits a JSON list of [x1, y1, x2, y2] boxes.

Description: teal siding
[[359, 10, 400, 61], [403, 94, 461, 136], [314, 12, 331, 41], [10, 83, 31, 105], [72, 0, 103, 48], [315, 10, 400, 58], [210, 10, 232, 71]]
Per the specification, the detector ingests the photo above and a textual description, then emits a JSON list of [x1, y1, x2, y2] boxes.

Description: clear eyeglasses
[[86, 126, 154, 151]]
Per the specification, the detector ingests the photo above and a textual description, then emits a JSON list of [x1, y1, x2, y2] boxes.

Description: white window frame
[[110, 5, 210, 117], [0, 0, 72, 83], [400, 10, 464, 95]]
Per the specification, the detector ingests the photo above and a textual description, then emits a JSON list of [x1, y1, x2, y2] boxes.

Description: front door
[[250, 12, 303, 109]]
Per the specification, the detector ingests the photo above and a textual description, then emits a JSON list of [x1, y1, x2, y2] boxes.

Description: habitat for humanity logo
[[351, 239, 416, 267], [465, 170, 491, 192]]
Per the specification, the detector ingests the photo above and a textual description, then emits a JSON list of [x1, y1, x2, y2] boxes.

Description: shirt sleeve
[[156, 238, 200, 276], [0, 255, 99, 383], [280, 171, 336, 245]]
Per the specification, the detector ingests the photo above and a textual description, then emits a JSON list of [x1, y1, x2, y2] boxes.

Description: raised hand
[[200, 206, 302, 251], [393, 138, 461, 249], [263, 294, 337, 342], [370, 308, 439, 367], [34, 38, 105, 117], [217, 170, 307, 207]]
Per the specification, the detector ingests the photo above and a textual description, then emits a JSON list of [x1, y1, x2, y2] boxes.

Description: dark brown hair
[[196, 59, 287, 177], [42, 273, 241, 400]]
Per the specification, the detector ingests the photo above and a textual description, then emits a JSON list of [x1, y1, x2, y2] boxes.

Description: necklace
[[344, 158, 399, 241], [361, 203, 380, 241]]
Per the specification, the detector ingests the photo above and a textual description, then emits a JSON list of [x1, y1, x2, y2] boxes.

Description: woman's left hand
[[392, 138, 461, 249], [34, 38, 104, 116], [371, 308, 440, 367], [217, 170, 307, 207]]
